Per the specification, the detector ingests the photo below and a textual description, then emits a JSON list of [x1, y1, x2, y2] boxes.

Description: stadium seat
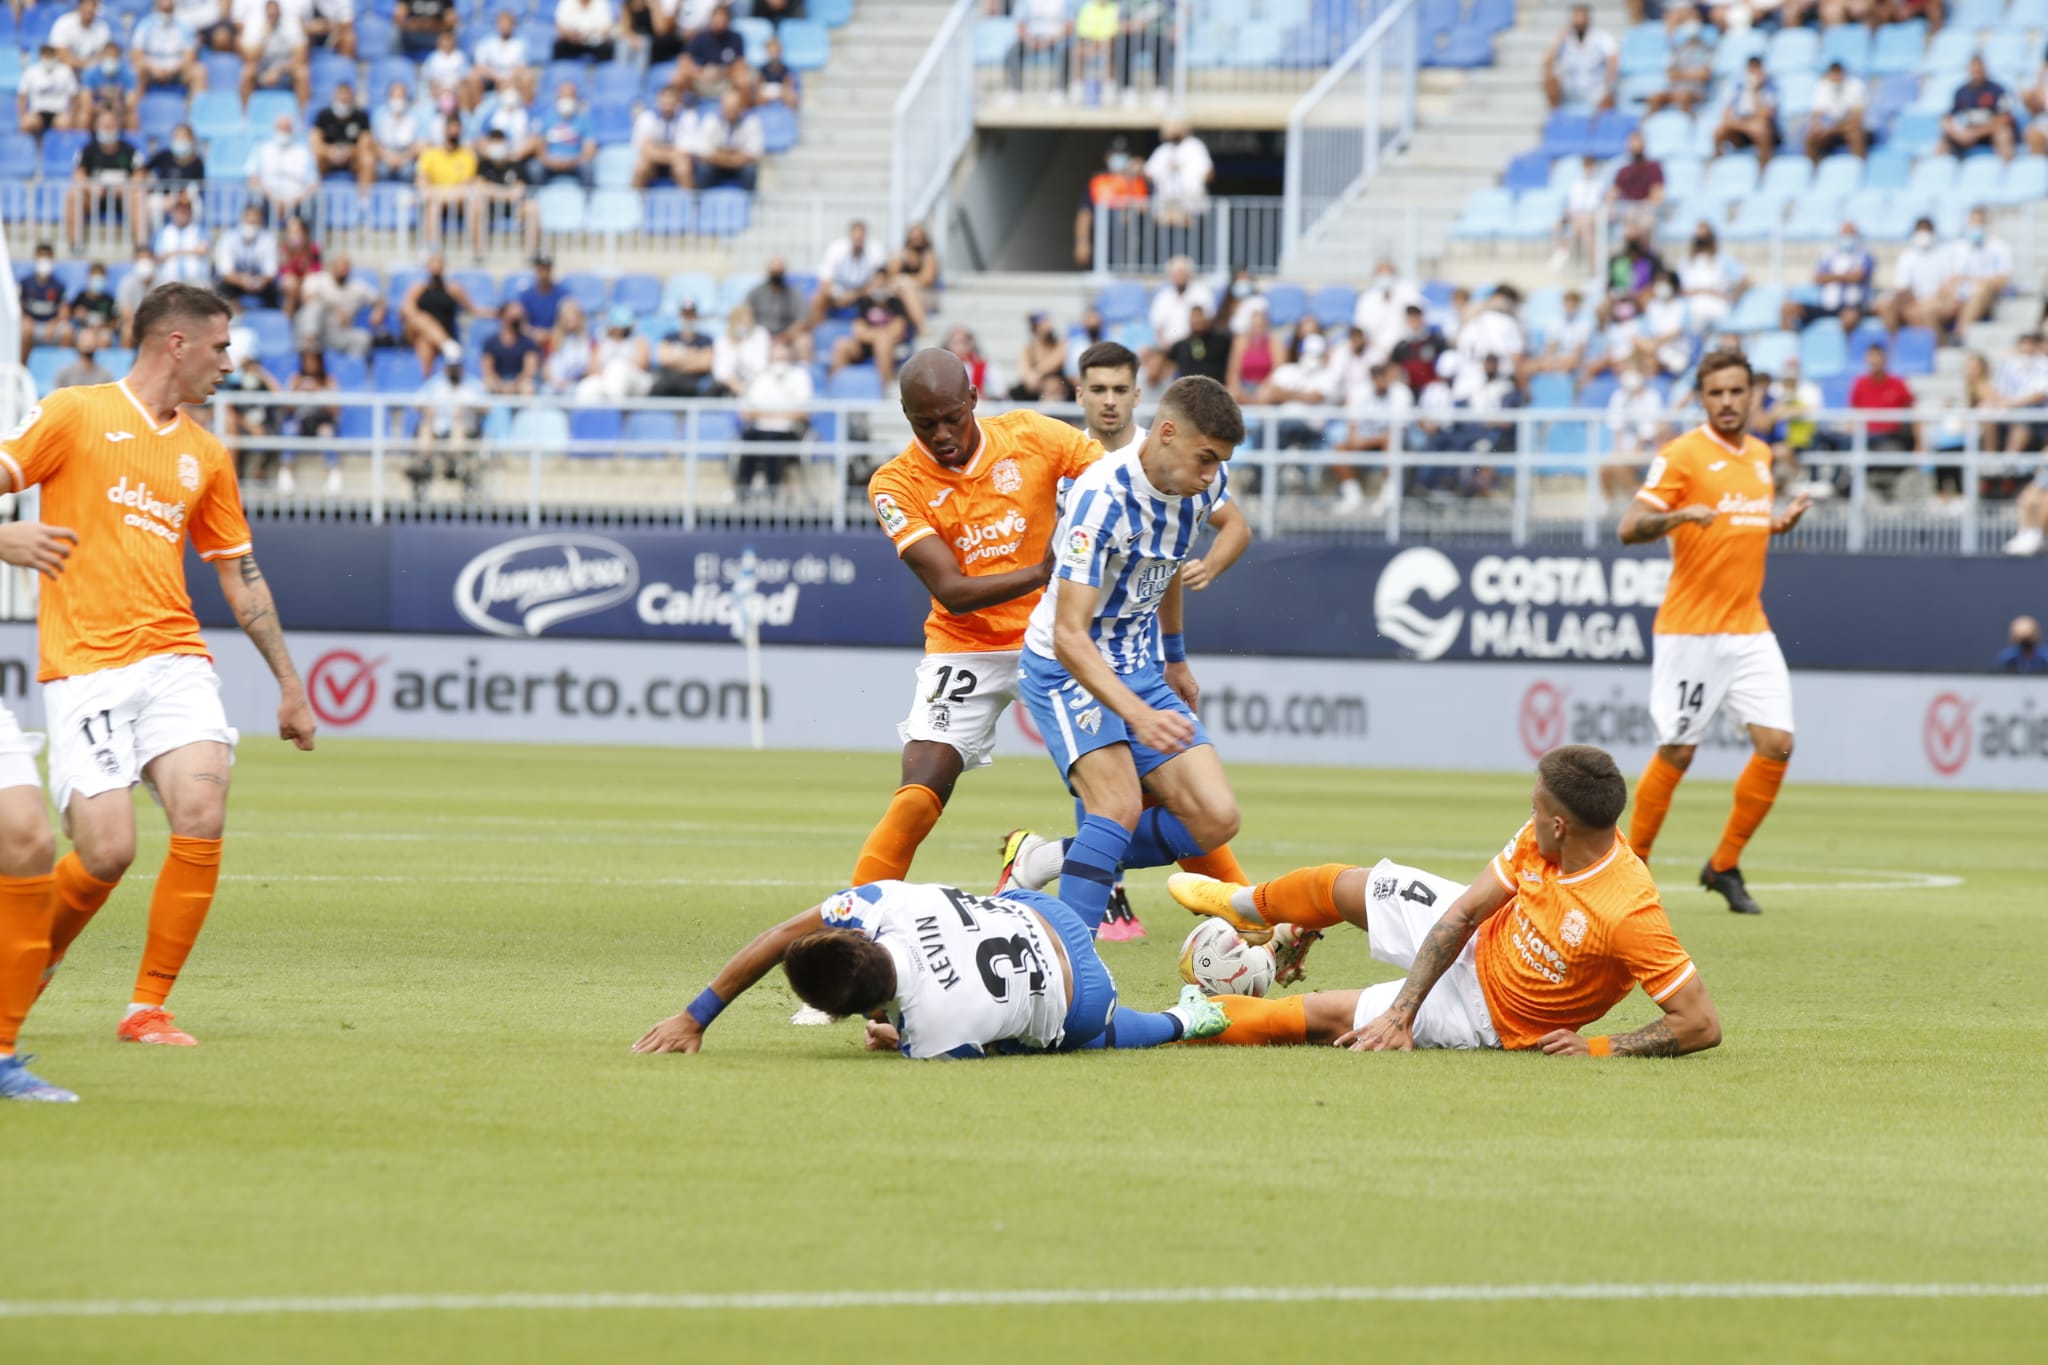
[[357, 12, 397, 58], [622, 410, 680, 451], [26, 349, 69, 395], [1310, 284, 1358, 329], [1800, 319, 1850, 378], [568, 407, 623, 448], [661, 271, 720, 317], [1748, 329, 1799, 375], [372, 350, 425, 392], [643, 188, 693, 236], [451, 270, 500, 312], [612, 273, 663, 315], [1956, 154, 2004, 206], [138, 91, 188, 146], [1725, 285, 1786, 334], [1452, 187, 1513, 237], [1998, 154, 2048, 204], [369, 183, 417, 231], [1723, 194, 1785, 242], [1427, 24, 1495, 68], [1919, 28, 1977, 77], [1949, 0, 2010, 31], [558, 271, 610, 313], [243, 309, 292, 355], [537, 184, 587, 234], [756, 103, 799, 155], [543, 60, 590, 94], [0, 134, 36, 180], [828, 365, 884, 400], [1818, 23, 1872, 75], [1907, 154, 1959, 203], [733, 16, 775, 65], [1891, 326, 1937, 375], [1755, 155, 1814, 207], [509, 408, 572, 449], [1096, 280, 1149, 323], [201, 51, 240, 93], [1862, 147, 1911, 191], [1641, 110, 1693, 161], [588, 189, 643, 235], [1529, 373, 1575, 410], [1869, 21, 1929, 75], [1766, 27, 1819, 78], [1541, 111, 1592, 156], [693, 409, 743, 449], [1702, 153, 1761, 208], [1259, 283, 1306, 328], [973, 17, 1017, 65], [811, 0, 853, 25], [779, 20, 831, 70], [1619, 23, 1668, 77], [1712, 28, 1767, 75], [1585, 112, 1636, 158], [1506, 189, 1563, 239], [1502, 151, 1553, 193]]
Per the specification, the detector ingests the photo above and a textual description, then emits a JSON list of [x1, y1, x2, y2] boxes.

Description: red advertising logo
[[1519, 681, 1568, 758], [307, 650, 387, 727], [1923, 692, 1975, 777]]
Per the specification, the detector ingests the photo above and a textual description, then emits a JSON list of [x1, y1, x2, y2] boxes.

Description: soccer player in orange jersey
[[1618, 347, 1811, 915], [850, 349, 1251, 907], [1166, 745, 1722, 1058], [0, 283, 317, 1049]]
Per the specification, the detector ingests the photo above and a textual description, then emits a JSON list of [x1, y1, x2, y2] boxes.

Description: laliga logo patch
[[1061, 526, 1093, 565], [454, 533, 639, 638], [177, 454, 200, 491], [822, 890, 860, 925], [4, 404, 41, 442], [873, 493, 908, 536], [1373, 546, 1465, 661], [991, 458, 1022, 494]]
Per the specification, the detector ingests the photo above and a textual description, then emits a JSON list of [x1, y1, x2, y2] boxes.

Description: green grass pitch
[[2, 741, 2045, 1363]]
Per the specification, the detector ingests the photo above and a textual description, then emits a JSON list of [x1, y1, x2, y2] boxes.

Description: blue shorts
[[1018, 649, 1212, 790], [1003, 888, 1118, 1051]]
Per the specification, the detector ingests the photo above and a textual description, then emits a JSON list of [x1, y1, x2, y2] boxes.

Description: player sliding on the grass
[[1169, 745, 1723, 1058], [633, 881, 1228, 1059]]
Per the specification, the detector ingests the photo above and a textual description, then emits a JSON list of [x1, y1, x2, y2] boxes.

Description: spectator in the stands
[[754, 0, 806, 22], [114, 246, 156, 333], [1008, 0, 1072, 95], [1933, 206, 2013, 344], [1167, 304, 1229, 384], [1145, 118, 1213, 229], [577, 308, 652, 402], [1530, 289, 1596, 376], [1389, 303, 1448, 394], [2027, 51, 2048, 155], [1849, 343, 1919, 486], [1074, 136, 1148, 269], [303, 0, 356, 58], [1257, 331, 1341, 451], [543, 297, 594, 393], [693, 88, 763, 192], [482, 302, 543, 396], [1352, 259, 1423, 358], [1072, 0, 1119, 96], [248, 113, 319, 219], [472, 128, 538, 257], [1551, 153, 1606, 272], [1996, 615, 2047, 669], [1676, 223, 1745, 333], [1770, 356, 1834, 479], [518, 254, 568, 331], [1610, 130, 1665, 213], [811, 219, 890, 325], [478, 85, 540, 173], [51, 0, 114, 74], [1331, 361, 1413, 514], [1216, 268, 1266, 335], [2005, 478, 2048, 555], [213, 202, 281, 306], [1641, 13, 1711, 115], [1804, 61, 1868, 161], [1637, 272, 1692, 377], [400, 252, 475, 377], [827, 277, 914, 386], [1223, 306, 1278, 405], [757, 35, 800, 110], [422, 28, 472, 113], [53, 326, 115, 390], [1455, 286, 1526, 373], [944, 325, 1002, 394], [1604, 219, 1665, 312], [311, 82, 374, 191], [1604, 359, 1666, 502], [276, 212, 321, 314], [737, 339, 815, 498], [682, 4, 749, 98], [409, 353, 485, 501], [1942, 54, 2016, 162], [17, 44, 82, 135], [631, 84, 699, 188], [476, 10, 538, 107], [626, 0, 686, 66], [277, 349, 342, 496], [1714, 55, 1779, 165], [1783, 222, 1874, 334], [556, 0, 620, 62], [417, 115, 478, 251], [397, 0, 459, 58], [145, 122, 206, 220], [154, 192, 211, 284], [132, 0, 209, 94], [78, 37, 135, 131], [294, 250, 382, 357], [536, 82, 598, 186], [19, 246, 71, 361], [177, 0, 236, 53], [219, 352, 285, 480], [372, 81, 425, 182], [1876, 216, 1947, 335], [1148, 255, 1214, 352], [649, 299, 723, 397], [66, 108, 143, 251], [1543, 5, 1617, 111], [745, 258, 806, 349], [893, 223, 941, 309], [240, 0, 311, 111], [713, 302, 772, 394], [1991, 331, 2048, 455], [1009, 313, 1069, 400]]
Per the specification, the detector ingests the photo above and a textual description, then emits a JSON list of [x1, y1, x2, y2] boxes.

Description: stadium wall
[[178, 527, 2039, 673], [0, 626, 2035, 792]]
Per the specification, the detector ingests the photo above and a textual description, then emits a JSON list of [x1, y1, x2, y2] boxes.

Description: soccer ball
[[1177, 918, 1276, 998]]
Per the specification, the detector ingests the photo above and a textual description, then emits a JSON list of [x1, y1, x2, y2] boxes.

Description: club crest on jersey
[[1561, 907, 1588, 948], [1075, 706, 1103, 734], [177, 454, 200, 490], [873, 493, 908, 536], [926, 702, 951, 732], [1753, 460, 1771, 484], [991, 457, 1022, 494]]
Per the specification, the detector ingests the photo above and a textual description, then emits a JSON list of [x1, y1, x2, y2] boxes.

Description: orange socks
[[1630, 753, 1687, 860], [1187, 994, 1308, 1047], [1251, 863, 1351, 931], [852, 785, 945, 885], [1177, 843, 1249, 885], [0, 873, 55, 1053], [50, 850, 119, 963], [132, 836, 223, 1008], [1711, 756, 1788, 873]]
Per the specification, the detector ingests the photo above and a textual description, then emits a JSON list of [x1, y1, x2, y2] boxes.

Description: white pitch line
[[0, 1283, 2043, 1320]]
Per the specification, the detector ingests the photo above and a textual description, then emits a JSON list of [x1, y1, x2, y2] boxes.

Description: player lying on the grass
[[633, 881, 1228, 1059], [1169, 745, 1723, 1058]]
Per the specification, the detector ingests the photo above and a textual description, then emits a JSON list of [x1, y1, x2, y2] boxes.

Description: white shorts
[[0, 703, 45, 794], [1350, 858, 1501, 1051], [1648, 631, 1795, 747], [44, 654, 239, 813], [895, 651, 1021, 770]]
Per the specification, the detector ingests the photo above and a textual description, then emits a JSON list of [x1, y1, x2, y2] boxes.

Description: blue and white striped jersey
[[1022, 443, 1230, 673]]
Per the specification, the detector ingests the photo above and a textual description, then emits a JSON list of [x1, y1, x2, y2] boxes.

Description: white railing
[[890, 0, 978, 261], [182, 390, 2033, 554], [1282, 0, 1420, 267], [1090, 197, 1288, 279]]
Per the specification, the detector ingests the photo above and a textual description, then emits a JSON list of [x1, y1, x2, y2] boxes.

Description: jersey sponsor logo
[[1560, 907, 1589, 948], [177, 453, 200, 490], [991, 457, 1022, 494], [874, 493, 909, 535], [1714, 491, 1775, 526], [926, 488, 953, 508], [954, 510, 1028, 566], [454, 532, 640, 638], [1373, 546, 1464, 660], [105, 474, 188, 544], [4, 404, 41, 442], [103, 430, 134, 443], [306, 649, 388, 727], [1131, 559, 1176, 605]]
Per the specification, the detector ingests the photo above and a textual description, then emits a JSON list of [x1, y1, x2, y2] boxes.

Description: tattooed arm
[[1333, 872, 1514, 1053], [216, 554, 317, 751], [1538, 974, 1721, 1058], [1617, 498, 1718, 543]]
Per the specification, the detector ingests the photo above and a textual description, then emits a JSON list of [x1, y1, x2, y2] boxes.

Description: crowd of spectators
[[1072, 117, 1213, 269], [995, 0, 1177, 107]]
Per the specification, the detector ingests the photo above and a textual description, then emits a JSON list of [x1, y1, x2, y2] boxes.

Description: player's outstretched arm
[[0, 521, 77, 579], [1770, 490, 1814, 536], [633, 905, 827, 1054], [1181, 500, 1249, 591], [217, 554, 316, 750], [1052, 576, 1194, 755], [900, 536, 1053, 616], [1334, 873, 1514, 1052], [1538, 973, 1721, 1058], [1617, 498, 1717, 544]]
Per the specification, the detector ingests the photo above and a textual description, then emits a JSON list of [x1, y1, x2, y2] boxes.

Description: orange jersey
[[868, 409, 1102, 654], [1637, 424, 1777, 635], [1474, 821, 1697, 1051], [1, 381, 251, 682]]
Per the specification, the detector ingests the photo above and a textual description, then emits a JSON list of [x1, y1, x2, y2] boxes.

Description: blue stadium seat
[[1586, 112, 1636, 158], [1427, 24, 1495, 69], [1311, 284, 1358, 329], [510, 408, 572, 448], [537, 184, 587, 234], [693, 409, 743, 449], [590, 105, 635, 146], [1262, 283, 1308, 328], [592, 144, 636, 190], [1541, 111, 1592, 156], [1949, 0, 2010, 30], [1702, 152, 1761, 206], [543, 60, 590, 95], [779, 20, 831, 70], [656, 271, 717, 317], [1867, 72, 1919, 127], [0, 134, 36, 180], [39, 132, 84, 178], [1576, 375, 1618, 410], [1529, 373, 1575, 409], [201, 51, 240, 93], [1419, 0, 1462, 41], [1641, 109, 1693, 160], [811, 0, 853, 25], [1800, 319, 1851, 378], [622, 410, 680, 450], [369, 183, 416, 231], [1725, 285, 1786, 334], [697, 187, 751, 236], [756, 103, 798, 155], [1452, 187, 1513, 237], [1862, 147, 1912, 191], [327, 354, 368, 391], [138, 91, 188, 146], [369, 58, 420, 98], [190, 90, 242, 142], [1919, 28, 1977, 76], [1712, 28, 1767, 75], [828, 365, 883, 400], [1869, 21, 1929, 75], [588, 189, 642, 235], [1723, 194, 1786, 242], [451, 270, 500, 312], [248, 91, 298, 129], [1502, 151, 1552, 192], [372, 350, 425, 392], [1891, 326, 1937, 375], [243, 309, 292, 355], [1818, 23, 1873, 75], [384, 266, 425, 312], [1755, 155, 1814, 206], [357, 13, 397, 58], [644, 61, 679, 94], [1908, 154, 1959, 202], [734, 16, 775, 66], [1096, 280, 1149, 323], [1766, 27, 1819, 78], [1619, 23, 1668, 77], [559, 271, 609, 312], [1956, 154, 2004, 205], [1748, 329, 1798, 375], [1888, 110, 1944, 157], [26, 349, 70, 395], [613, 273, 663, 314], [568, 407, 623, 446], [1506, 189, 1563, 239], [1998, 154, 2048, 204], [643, 188, 693, 235]]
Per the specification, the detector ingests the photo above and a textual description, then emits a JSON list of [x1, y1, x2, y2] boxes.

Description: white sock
[[1164, 1004, 1192, 1035], [1231, 886, 1259, 915], [124, 1003, 154, 1018], [1018, 836, 1068, 889]]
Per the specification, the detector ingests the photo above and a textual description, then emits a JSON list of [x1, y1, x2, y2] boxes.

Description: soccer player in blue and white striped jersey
[[1016, 376, 1247, 934]]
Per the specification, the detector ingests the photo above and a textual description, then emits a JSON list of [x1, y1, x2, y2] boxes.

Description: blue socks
[[1070, 1009, 1185, 1050], [1122, 807, 1203, 870], [1059, 814, 1130, 931]]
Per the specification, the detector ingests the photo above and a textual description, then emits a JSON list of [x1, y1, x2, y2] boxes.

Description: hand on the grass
[[864, 1020, 901, 1052], [1128, 704, 1196, 755], [1538, 1029, 1590, 1055], [633, 1013, 705, 1054], [1335, 1010, 1413, 1052]]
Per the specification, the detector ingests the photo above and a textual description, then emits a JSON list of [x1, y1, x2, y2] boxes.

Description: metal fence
[[1090, 196, 1288, 277], [174, 390, 2037, 556], [1282, 0, 1420, 267], [891, 0, 978, 259]]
